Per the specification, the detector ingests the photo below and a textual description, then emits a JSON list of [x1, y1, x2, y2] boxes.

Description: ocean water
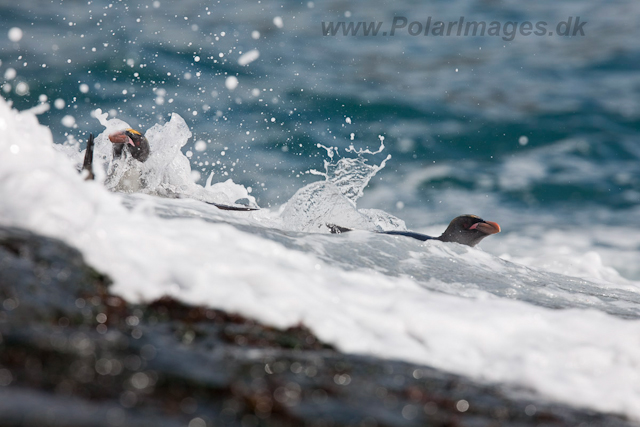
[[2, 0, 640, 421]]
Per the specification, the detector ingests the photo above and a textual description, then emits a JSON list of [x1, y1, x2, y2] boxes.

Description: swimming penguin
[[102, 129, 151, 193], [82, 130, 258, 211], [81, 129, 148, 180], [328, 214, 501, 247]]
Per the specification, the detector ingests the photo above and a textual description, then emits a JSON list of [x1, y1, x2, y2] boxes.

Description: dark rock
[[0, 226, 635, 426]]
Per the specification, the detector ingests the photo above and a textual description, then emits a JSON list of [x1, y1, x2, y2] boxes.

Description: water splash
[[281, 136, 402, 233], [310, 136, 391, 204], [87, 110, 257, 208]]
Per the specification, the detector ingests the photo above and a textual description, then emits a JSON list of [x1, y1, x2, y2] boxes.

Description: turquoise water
[[1, 0, 639, 257]]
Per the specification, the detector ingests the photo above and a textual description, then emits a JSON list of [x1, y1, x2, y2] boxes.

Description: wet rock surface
[[0, 225, 635, 427]]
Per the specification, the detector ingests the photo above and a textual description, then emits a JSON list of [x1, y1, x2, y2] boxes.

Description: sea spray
[[310, 136, 391, 204], [280, 136, 403, 232]]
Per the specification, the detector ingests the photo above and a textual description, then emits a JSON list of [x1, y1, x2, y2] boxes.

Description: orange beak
[[109, 131, 135, 146], [470, 221, 501, 235]]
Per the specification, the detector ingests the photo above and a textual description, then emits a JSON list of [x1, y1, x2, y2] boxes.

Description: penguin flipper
[[205, 201, 260, 211], [326, 224, 353, 234], [82, 133, 95, 181]]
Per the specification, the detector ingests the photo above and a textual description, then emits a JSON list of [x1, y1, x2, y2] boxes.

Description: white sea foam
[[3, 96, 640, 419]]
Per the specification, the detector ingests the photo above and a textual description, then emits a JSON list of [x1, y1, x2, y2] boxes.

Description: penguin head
[[437, 214, 501, 247], [108, 128, 150, 162]]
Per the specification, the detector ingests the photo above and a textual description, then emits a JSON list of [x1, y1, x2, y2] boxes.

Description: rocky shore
[[0, 226, 634, 427]]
